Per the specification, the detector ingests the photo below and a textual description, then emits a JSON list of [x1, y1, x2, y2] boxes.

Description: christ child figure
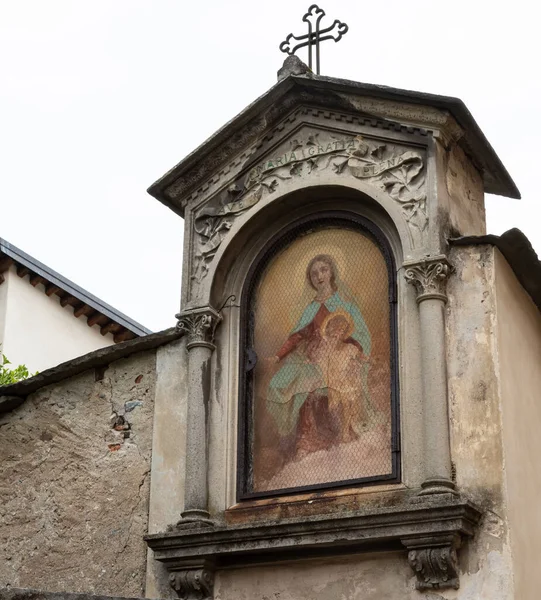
[[311, 310, 368, 443]]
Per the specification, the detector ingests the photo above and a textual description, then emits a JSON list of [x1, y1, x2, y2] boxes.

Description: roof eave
[[0, 238, 152, 337], [291, 75, 520, 200], [147, 73, 520, 215]]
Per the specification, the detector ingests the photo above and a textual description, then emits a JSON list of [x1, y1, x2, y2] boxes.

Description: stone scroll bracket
[[402, 533, 460, 591], [168, 560, 216, 600]]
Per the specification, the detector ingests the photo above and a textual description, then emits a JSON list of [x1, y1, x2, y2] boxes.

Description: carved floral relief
[[191, 131, 427, 285]]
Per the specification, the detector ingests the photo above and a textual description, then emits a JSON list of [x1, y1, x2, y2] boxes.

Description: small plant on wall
[[0, 353, 37, 385]]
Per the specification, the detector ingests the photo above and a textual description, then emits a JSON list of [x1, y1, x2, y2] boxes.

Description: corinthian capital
[[176, 306, 222, 350], [404, 256, 453, 303]]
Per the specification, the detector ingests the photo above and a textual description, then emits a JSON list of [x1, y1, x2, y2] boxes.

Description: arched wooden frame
[[237, 211, 400, 500]]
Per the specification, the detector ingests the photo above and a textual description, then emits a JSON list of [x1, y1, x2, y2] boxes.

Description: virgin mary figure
[[266, 253, 372, 463]]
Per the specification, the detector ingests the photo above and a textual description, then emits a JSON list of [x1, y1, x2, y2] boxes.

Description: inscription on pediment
[[191, 130, 427, 286]]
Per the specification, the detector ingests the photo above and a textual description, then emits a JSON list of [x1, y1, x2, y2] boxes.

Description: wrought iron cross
[[279, 4, 349, 75]]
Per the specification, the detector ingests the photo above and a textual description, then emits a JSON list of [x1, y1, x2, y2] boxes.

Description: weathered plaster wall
[[0, 349, 156, 597], [1, 266, 114, 373], [145, 338, 188, 599], [446, 245, 513, 599], [432, 141, 485, 253], [495, 248, 541, 599], [215, 553, 417, 600], [214, 548, 509, 600], [444, 144, 486, 238]]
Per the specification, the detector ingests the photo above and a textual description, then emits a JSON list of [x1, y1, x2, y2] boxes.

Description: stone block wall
[[0, 350, 157, 597]]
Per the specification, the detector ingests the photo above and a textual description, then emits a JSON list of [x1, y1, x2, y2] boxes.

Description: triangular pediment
[[192, 118, 428, 231], [148, 74, 519, 217], [184, 117, 434, 292]]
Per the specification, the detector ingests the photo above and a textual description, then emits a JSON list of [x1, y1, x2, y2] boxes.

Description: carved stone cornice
[[342, 94, 464, 146], [169, 561, 215, 600], [176, 307, 222, 350], [402, 533, 460, 591], [146, 493, 481, 596], [404, 256, 453, 303]]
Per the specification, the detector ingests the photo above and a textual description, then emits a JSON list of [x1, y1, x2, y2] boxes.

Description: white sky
[[1, 0, 539, 332]]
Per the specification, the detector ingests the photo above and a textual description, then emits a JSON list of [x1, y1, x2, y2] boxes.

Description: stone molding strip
[[0, 327, 184, 414], [0, 590, 145, 600], [450, 228, 541, 313]]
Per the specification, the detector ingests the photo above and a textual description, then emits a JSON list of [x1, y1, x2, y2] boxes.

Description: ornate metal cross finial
[[279, 5, 348, 75]]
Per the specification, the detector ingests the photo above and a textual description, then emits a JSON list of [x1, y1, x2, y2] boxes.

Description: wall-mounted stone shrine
[[143, 56, 526, 600]]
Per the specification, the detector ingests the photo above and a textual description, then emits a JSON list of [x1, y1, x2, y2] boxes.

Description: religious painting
[[238, 215, 399, 498]]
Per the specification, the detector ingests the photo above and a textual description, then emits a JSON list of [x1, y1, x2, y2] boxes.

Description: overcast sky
[[1, 0, 539, 332]]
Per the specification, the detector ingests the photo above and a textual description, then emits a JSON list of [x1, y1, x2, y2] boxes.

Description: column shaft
[[418, 297, 452, 482], [176, 307, 221, 524], [404, 257, 455, 494], [182, 344, 213, 519]]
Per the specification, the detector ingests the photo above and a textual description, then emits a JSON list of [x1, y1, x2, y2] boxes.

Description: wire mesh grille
[[242, 217, 398, 496]]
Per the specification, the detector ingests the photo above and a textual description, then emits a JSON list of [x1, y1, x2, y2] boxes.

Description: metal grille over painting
[[238, 213, 400, 498]]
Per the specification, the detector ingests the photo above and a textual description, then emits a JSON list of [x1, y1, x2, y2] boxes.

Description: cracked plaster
[[0, 351, 157, 597]]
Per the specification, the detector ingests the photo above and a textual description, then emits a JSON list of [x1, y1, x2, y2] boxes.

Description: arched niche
[[208, 183, 407, 310], [187, 174, 417, 311], [237, 210, 400, 498], [204, 185, 425, 513]]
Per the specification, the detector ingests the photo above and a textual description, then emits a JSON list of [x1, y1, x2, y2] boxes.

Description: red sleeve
[[276, 327, 309, 360]]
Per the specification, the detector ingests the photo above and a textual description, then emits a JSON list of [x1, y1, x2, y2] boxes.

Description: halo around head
[[289, 241, 347, 291], [320, 309, 355, 340]]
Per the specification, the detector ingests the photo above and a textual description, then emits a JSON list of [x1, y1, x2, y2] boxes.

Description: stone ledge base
[[146, 493, 482, 597]]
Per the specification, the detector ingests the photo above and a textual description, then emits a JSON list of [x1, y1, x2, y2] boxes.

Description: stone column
[[404, 256, 456, 495], [176, 306, 221, 524]]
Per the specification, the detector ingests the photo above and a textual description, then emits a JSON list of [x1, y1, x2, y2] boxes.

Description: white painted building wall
[[0, 265, 114, 373], [0, 271, 8, 360]]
